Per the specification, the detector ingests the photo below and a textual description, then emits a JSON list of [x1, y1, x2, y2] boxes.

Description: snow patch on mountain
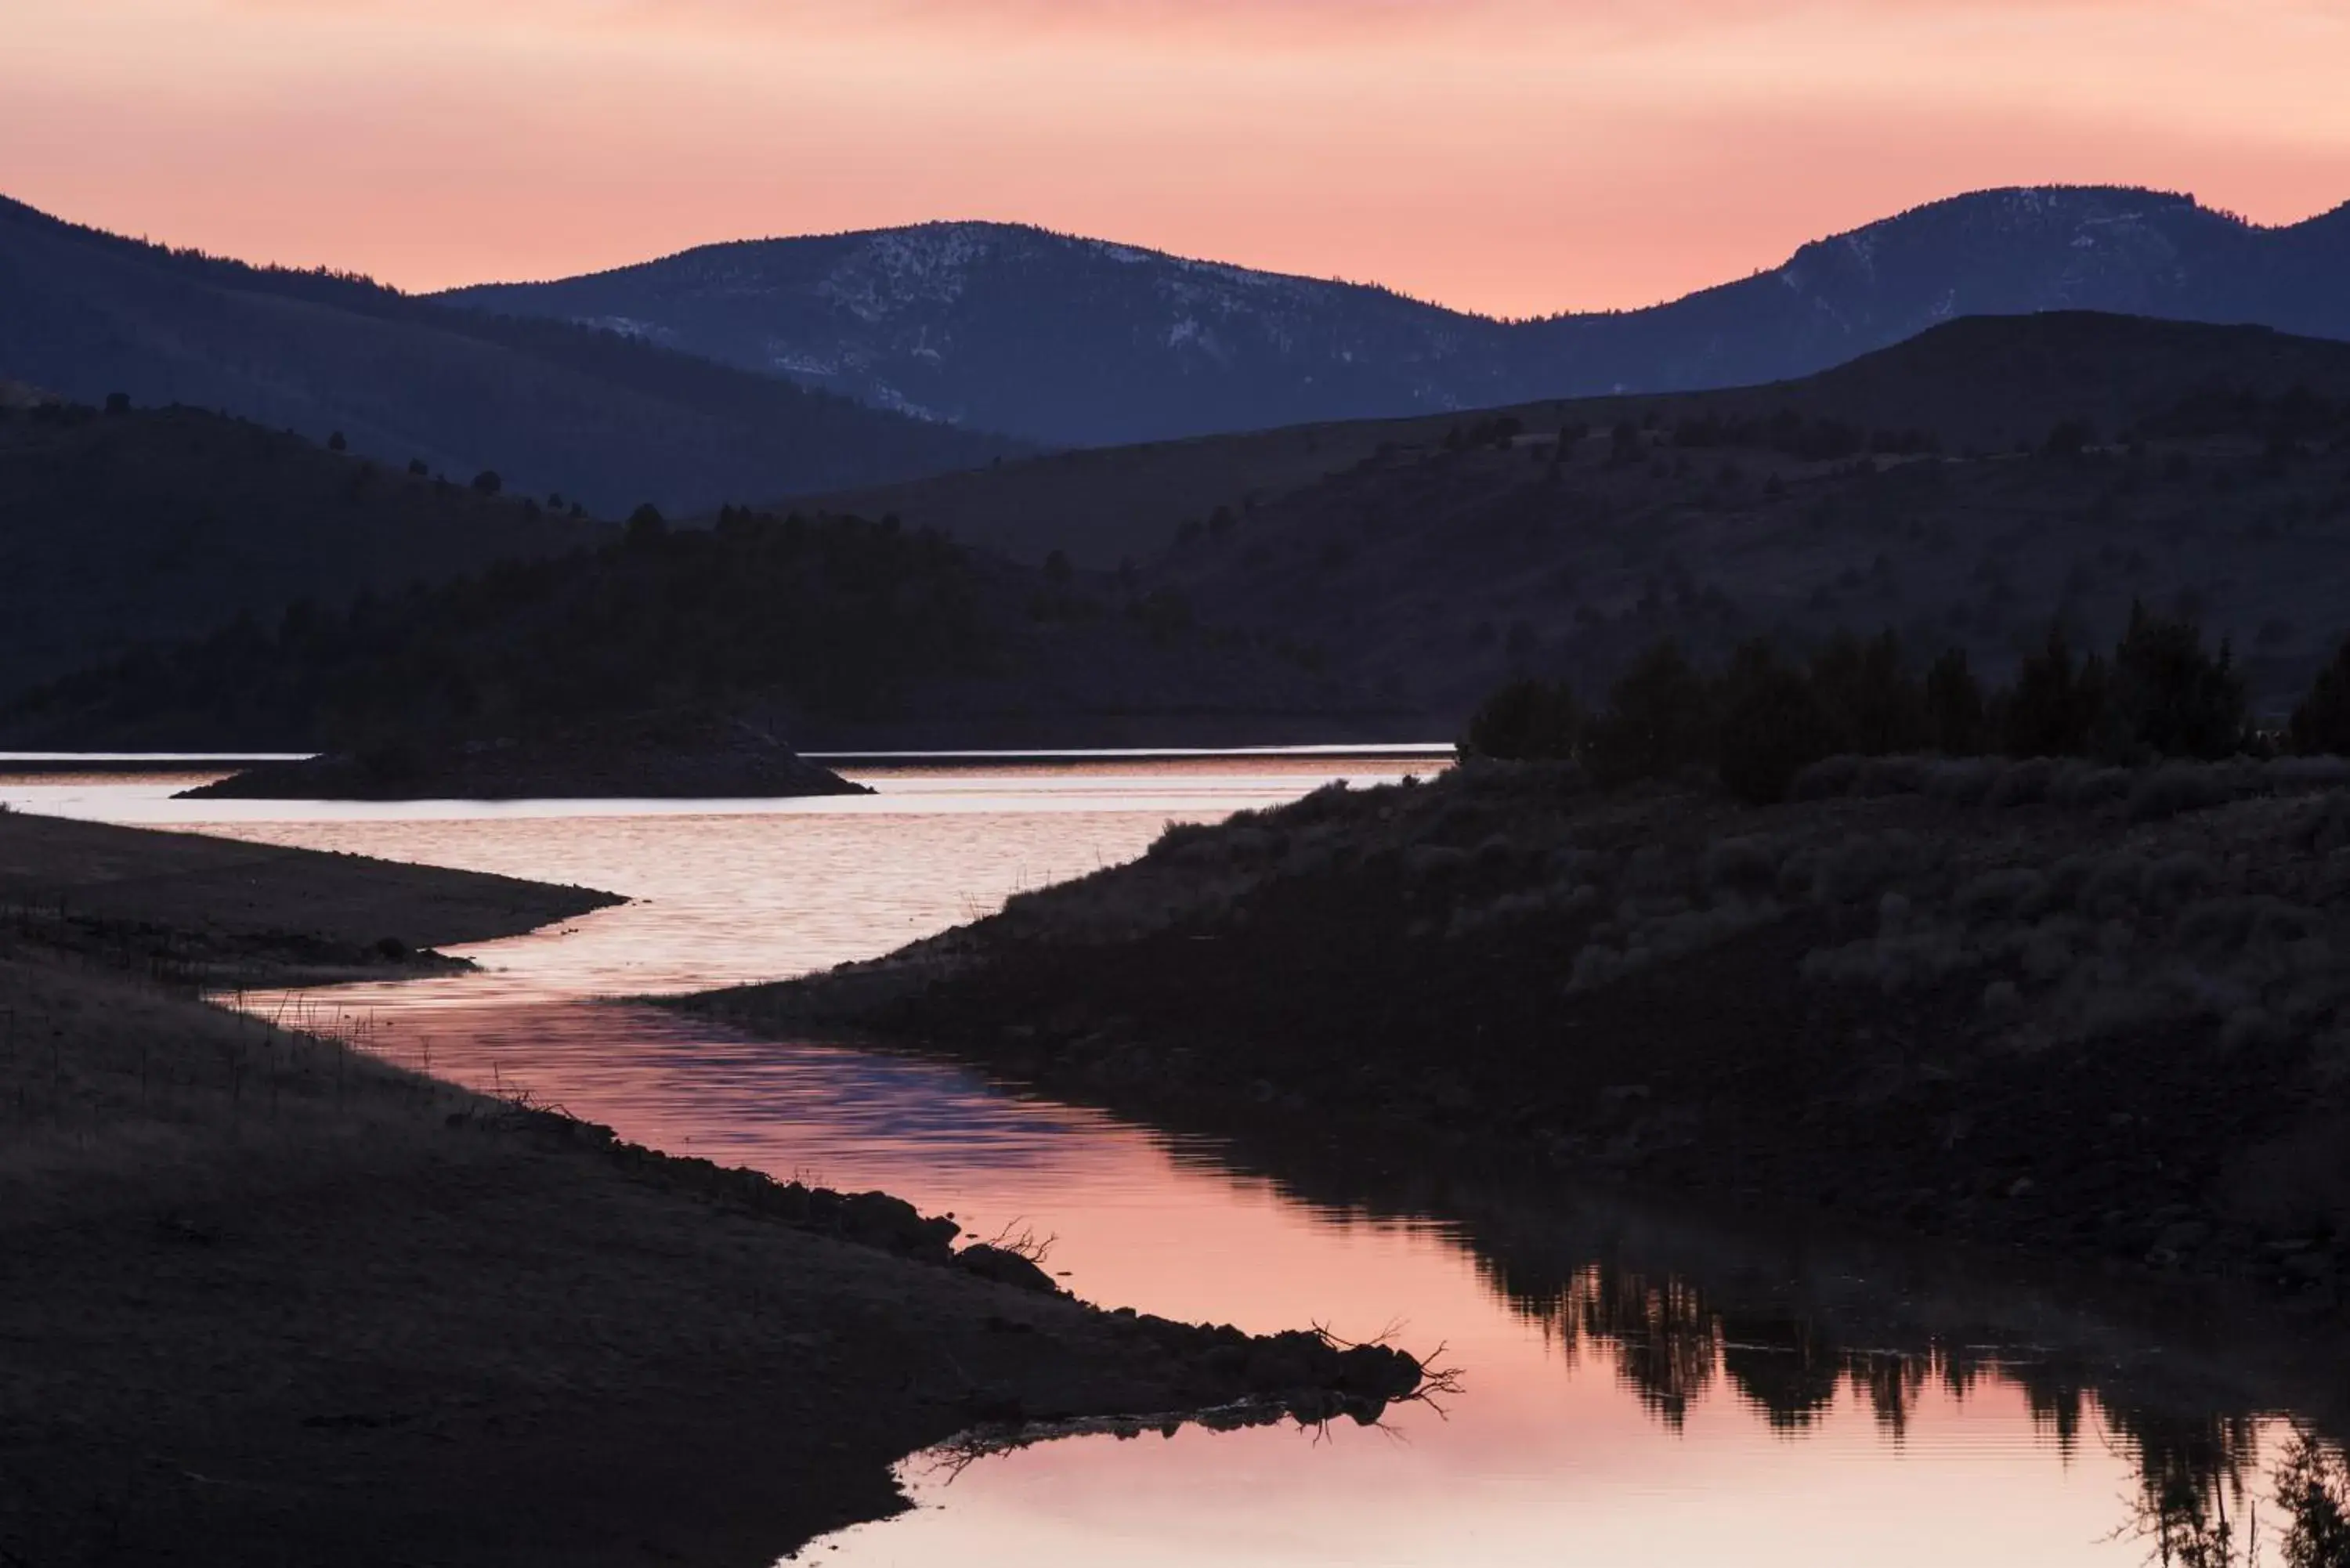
[[818, 226, 993, 323]]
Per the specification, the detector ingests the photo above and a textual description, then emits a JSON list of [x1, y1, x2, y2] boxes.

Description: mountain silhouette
[[441, 186, 2350, 447], [0, 197, 1025, 517]]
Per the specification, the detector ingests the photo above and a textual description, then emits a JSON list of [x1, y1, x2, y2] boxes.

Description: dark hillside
[[0, 508, 1395, 751], [787, 315, 2350, 731], [0, 399, 606, 696], [810, 314, 2350, 568], [0, 197, 1023, 517], [1146, 367, 2350, 726]]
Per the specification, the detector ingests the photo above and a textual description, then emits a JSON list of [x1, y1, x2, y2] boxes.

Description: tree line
[[1462, 605, 2350, 803]]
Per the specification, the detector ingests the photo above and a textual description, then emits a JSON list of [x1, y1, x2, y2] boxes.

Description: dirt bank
[[0, 807, 623, 985], [689, 754, 2350, 1313], [0, 811, 1420, 1566]]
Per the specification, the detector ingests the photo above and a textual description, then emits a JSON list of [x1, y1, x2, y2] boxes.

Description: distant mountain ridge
[[446, 222, 1524, 446], [0, 197, 1025, 515], [440, 187, 2350, 447]]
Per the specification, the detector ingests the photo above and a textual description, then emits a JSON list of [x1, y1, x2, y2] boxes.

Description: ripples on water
[[5, 762, 2334, 1567]]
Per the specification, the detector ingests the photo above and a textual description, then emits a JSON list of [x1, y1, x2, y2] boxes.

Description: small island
[[180, 710, 871, 801]]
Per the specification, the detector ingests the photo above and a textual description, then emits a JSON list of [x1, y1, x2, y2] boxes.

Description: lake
[[2, 758, 2327, 1567]]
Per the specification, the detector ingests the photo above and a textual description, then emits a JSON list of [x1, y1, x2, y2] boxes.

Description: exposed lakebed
[[4, 757, 2337, 1567]]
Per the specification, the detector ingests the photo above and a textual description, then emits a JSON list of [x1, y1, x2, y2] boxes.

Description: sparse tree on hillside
[[1809, 630, 1929, 755], [1459, 677, 1582, 763], [1582, 641, 1716, 787], [2000, 623, 2108, 757], [2290, 636, 2350, 756], [2098, 602, 2247, 761], [1716, 640, 1839, 804], [1923, 647, 1988, 754]]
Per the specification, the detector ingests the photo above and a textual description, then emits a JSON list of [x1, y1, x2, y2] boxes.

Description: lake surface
[[4, 761, 2330, 1567]]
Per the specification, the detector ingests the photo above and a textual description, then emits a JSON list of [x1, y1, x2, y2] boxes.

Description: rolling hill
[[0, 501, 1397, 753], [716, 315, 2350, 732], [439, 187, 2350, 447], [0, 398, 609, 698], [0, 196, 1024, 518], [801, 313, 2350, 567], [13, 313, 2350, 751]]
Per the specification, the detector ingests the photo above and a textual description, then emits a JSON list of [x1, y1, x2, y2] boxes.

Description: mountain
[[0, 397, 610, 698], [672, 314, 2350, 730], [804, 312, 2350, 567], [0, 197, 1024, 518], [17, 313, 2350, 751], [1130, 316, 2350, 726], [437, 187, 2350, 448], [443, 223, 1527, 447]]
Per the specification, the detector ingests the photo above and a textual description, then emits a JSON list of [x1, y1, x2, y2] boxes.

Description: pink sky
[[9, 0, 2349, 317]]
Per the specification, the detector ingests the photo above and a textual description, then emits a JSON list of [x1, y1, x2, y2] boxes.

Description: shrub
[[1790, 754, 1863, 800], [1459, 677, 1583, 762], [2126, 762, 2240, 822], [1853, 756, 1929, 797], [1702, 836, 1780, 895], [2049, 762, 2131, 810], [1986, 757, 2057, 808], [1922, 757, 1999, 804], [1956, 868, 2043, 922]]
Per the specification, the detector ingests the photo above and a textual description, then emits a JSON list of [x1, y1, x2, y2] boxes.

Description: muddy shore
[[689, 754, 2350, 1313], [0, 811, 1419, 1566]]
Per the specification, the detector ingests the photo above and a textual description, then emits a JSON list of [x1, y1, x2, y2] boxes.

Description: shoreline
[[688, 754, 2350, 1317], [0, 811, 1423, 1566]]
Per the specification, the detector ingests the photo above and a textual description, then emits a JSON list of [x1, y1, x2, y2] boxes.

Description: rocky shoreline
[[687, 754, 2350, 1313]]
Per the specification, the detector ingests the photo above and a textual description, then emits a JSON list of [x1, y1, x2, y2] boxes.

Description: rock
[[956, 1244, 1058, 1293], [2156, 1219, 2212, 1254], [820, 1190, 960, 1259]]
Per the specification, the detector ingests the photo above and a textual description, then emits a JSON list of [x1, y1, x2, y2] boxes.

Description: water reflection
[[11, 764, 2348, 1567]]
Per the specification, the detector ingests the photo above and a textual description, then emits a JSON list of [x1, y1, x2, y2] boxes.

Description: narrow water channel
[[5, 761, 2333, 1567]]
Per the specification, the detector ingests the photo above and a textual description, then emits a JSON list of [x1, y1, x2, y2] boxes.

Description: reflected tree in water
[[2277, 1432, 2350, 1568], [2014, 1361, 2092, 1457], [1721, 1320, 1844, 1432], [2107, 1409, 2260, 1567], [1548, 1263, 1718, 1428], [2105, 1422, 2350, 1567], [1849, 1351, 1931, 1442]]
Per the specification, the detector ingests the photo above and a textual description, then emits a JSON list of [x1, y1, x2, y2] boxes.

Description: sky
[[6, 0, 2349, 318]]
